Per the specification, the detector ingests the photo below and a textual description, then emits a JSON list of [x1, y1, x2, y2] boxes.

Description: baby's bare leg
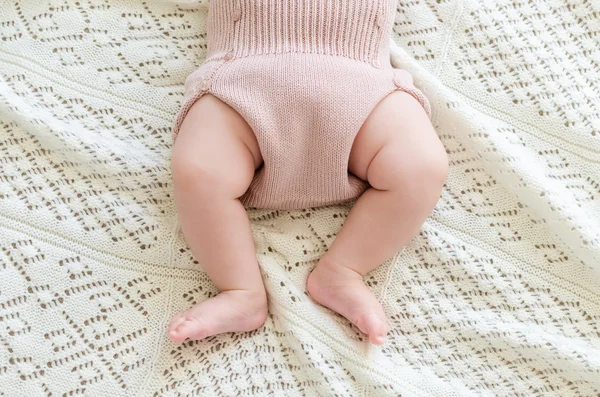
[[308, 92, 448, 344], [168, 95, 266, 342]]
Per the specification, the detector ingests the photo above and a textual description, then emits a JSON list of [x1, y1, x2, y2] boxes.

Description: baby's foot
[[168, 289, 267, 342], [307, 260, 388, 345]]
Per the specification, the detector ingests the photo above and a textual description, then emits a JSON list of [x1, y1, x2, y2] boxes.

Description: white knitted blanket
[[1, 0, 599, 396]]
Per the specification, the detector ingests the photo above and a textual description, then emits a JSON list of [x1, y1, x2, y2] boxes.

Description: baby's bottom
[[168, 92, 447, 344]]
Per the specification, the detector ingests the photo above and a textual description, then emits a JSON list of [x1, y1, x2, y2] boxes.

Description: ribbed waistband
[[207, 0, 395, 65]]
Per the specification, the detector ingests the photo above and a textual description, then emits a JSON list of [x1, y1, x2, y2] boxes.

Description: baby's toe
[[179, 317, 211, 341], [369, 327, 387, 345], [168, 314, 185, 331], [358, 313, 388, 345], [168, 317, 196, 342], [168, 327, 187, 343]]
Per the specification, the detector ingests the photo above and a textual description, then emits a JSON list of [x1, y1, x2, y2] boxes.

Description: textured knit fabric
[[173, 0, 431, 209], [1, 1, 600, 396]]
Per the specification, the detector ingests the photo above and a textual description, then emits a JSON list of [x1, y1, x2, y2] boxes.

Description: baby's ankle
[[221, 287, 266, 300], [314, 256, 364, 279]]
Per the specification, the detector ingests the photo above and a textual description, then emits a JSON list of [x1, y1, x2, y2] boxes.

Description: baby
[[168, 0, 447, 345]]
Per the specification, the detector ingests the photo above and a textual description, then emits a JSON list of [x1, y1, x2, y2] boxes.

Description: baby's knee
[[418, 146, 449, 188], [172, 153, 215, 190], [406, 149, 448, 195], [372, 143, 448, 195], [171, 153, 247, 198]]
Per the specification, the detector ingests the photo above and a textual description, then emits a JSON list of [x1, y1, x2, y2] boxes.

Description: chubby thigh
[[348, 90, 447, 190], [171, 95, 263, 200]]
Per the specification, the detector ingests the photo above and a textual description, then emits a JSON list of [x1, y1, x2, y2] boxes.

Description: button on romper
[[173, 0, 431, 210]]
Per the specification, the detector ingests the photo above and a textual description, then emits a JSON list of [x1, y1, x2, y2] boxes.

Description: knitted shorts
[[173, 0, 431, 210]]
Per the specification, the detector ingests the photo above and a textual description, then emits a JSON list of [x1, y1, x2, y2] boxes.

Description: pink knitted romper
[[173, 0, 431, 210]]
